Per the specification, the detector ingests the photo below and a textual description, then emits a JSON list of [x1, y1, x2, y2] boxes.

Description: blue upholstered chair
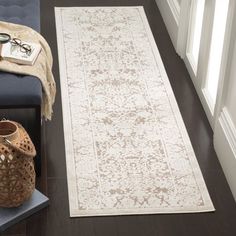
[[0, 0, 42, 175]]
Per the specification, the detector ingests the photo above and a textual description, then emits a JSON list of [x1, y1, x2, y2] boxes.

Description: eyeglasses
[[0, 33, 11, 44], [10, 38, 32, 56]]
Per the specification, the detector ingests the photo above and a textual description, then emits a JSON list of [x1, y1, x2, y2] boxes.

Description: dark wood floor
[[2, 0, 236, 235]]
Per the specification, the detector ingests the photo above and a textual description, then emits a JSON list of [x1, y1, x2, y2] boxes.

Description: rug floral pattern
[[55, 6, 215, 216]]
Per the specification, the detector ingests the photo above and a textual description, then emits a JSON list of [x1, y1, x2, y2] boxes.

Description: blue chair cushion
[[0, 0, 40, 31], [0, 72, 42, 106], [0, 0, 41, 107]]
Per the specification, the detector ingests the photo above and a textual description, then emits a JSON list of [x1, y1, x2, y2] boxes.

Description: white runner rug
[[55, 6, 215, 217]]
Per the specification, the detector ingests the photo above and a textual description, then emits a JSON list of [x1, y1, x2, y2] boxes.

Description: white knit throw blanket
[[0, 21, 56, 120]]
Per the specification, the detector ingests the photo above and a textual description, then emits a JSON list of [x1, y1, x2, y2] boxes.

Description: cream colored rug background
[[55, 6, 215, 217]]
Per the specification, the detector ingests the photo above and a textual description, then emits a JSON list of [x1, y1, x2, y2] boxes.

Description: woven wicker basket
[[0, 119, 36, 208]]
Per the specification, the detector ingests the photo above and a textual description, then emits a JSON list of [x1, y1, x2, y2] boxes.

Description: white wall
[[214, 32, 236, 200], [213, 0, 236, 200], [155, 0, 180, 50], [225, 48, 236, 123]]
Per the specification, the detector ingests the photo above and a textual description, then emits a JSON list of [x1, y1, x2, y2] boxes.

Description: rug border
[[55, 7, 80, 213], [55, 6, 215, 217]]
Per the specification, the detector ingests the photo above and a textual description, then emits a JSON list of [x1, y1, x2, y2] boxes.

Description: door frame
[[177, 0, 235, 129]]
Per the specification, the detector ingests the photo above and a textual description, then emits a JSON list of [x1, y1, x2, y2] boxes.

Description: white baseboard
[[155, 0, 180, 50], [214, 107, 236, 200]]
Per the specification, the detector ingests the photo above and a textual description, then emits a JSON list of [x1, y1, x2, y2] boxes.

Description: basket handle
[[4, 138, 36, 158]]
